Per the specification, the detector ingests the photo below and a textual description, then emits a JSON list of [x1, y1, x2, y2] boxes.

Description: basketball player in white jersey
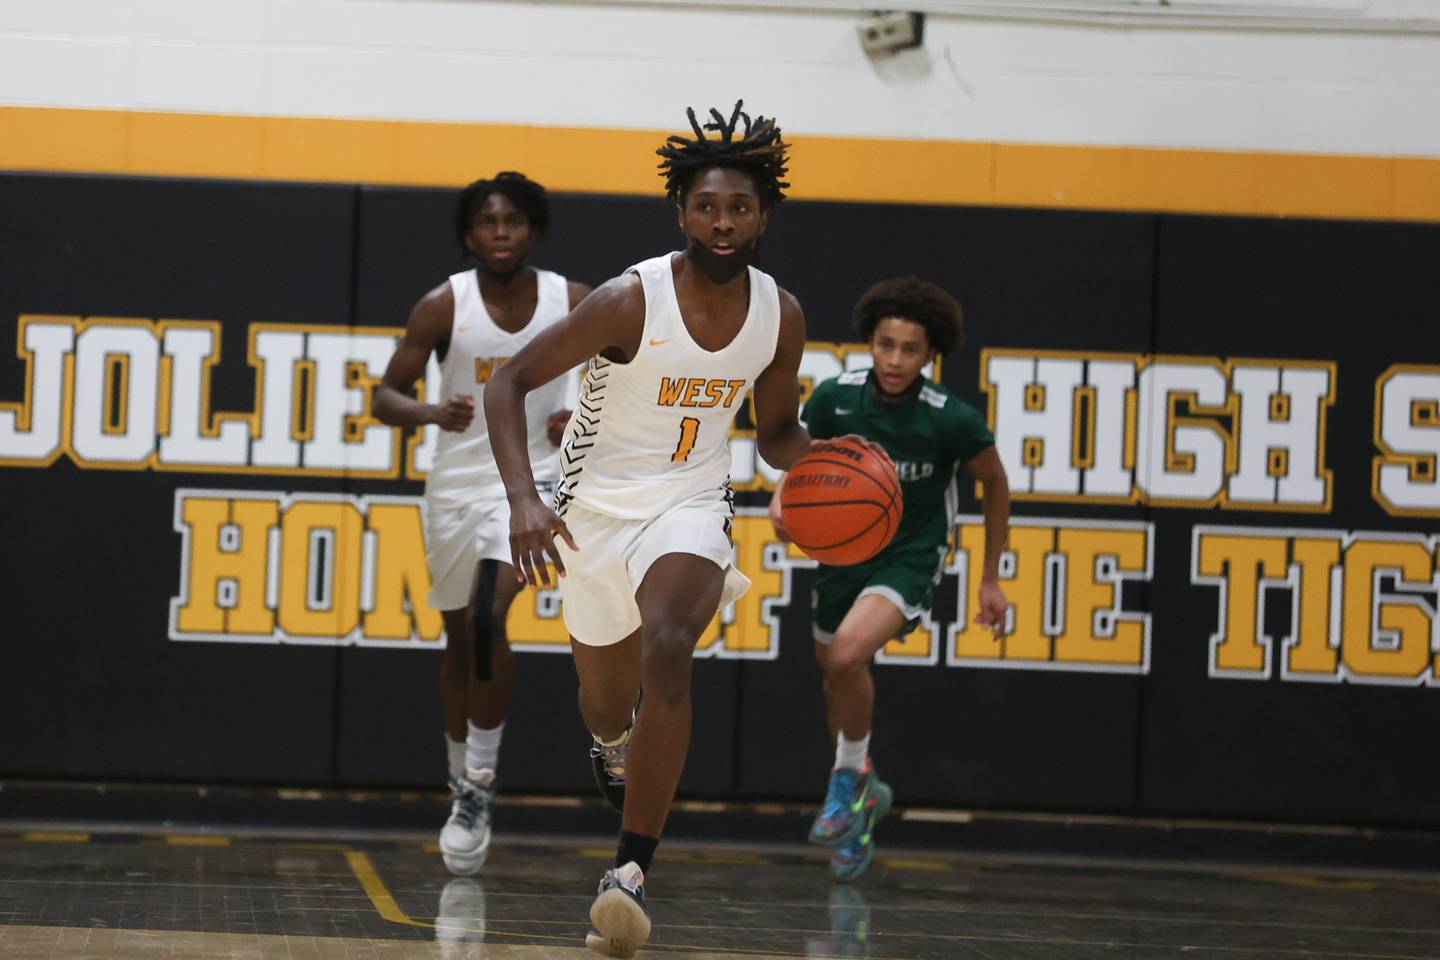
[[486, 104, 875, 958], [374, 172, 590, 876]]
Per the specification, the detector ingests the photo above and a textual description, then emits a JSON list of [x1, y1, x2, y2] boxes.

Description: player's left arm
[[768, 376, 834, 542], [752, 289, 814, 471], [965, 445, 1011, 633], [544, 281, 596, 446]]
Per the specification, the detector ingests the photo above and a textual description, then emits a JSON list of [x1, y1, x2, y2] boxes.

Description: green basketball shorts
[[811, 542, 947, 644]]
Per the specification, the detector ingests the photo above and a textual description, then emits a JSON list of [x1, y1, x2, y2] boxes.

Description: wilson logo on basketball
[[811, 441, 865, 463]]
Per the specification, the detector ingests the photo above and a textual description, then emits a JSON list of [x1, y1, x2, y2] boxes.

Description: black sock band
[[472, 560, 497, 682], [616, 830, 659, 875]]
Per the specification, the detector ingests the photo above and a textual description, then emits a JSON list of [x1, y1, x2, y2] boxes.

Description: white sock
[[465, 721, 504, 779], [446, 737, 466, 782], [835, 733, 870, 772]]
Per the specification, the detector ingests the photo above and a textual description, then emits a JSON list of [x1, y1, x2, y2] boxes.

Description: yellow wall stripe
[[3, 105, 1438, 222]]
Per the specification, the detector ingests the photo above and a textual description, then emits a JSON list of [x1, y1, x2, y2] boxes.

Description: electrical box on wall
[[857, 10, 925, 54]]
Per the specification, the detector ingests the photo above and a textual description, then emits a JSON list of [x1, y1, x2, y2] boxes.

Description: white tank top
[[425, 267, 573, 507], [555, 253, 781, 520]]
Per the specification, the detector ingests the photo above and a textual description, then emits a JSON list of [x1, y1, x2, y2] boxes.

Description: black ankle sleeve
[[616, 830, 659, 875]]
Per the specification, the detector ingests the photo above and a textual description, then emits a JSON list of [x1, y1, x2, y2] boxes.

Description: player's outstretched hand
[[768, 487, 790, 543], [509, 495, 578, 587], [975, 578, 1009, 636], [824, 434, 895, 471], [433, 395, 475, 432], [546, 409, 571, 447]]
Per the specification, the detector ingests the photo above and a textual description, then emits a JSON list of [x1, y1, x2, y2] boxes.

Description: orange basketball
[[780, 439, 903, 566]]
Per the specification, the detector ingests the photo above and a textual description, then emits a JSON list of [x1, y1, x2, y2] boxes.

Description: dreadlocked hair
[[656, 100, 790, 209], [453, 171, 551, 250], [853, 277, 964, 355]]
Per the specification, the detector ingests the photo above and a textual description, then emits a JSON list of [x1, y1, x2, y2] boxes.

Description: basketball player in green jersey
[[770, 276, 1011, 881]]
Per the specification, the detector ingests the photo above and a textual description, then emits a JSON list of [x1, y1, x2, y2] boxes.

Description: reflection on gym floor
[[4, 828, 1440, 959]]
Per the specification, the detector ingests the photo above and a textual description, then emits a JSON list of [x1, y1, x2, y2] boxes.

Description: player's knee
[[825, 639, 872, 678]]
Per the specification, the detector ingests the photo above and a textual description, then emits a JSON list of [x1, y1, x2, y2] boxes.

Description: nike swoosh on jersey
[[649, 338, 670, 346], [835, 407, 854, 415]]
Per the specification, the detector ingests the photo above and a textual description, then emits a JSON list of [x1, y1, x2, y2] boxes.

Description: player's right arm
[[485, 275, 645, 586], [373, 283, 474, 431], [543, 280, 598, 446]]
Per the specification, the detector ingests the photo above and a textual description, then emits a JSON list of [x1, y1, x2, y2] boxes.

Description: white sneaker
[[435, 877, 487, 958], [440, 769, 495, 876], [586, 860, 650, 957]]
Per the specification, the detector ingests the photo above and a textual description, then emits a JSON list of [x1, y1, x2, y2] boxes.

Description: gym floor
[[3, 817, 1439, 959]]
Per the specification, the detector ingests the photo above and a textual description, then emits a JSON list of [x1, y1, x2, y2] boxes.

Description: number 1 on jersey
[[672, 416, 700, 462]]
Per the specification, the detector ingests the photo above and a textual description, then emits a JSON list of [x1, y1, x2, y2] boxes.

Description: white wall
[[1, 0, 1438, 157]]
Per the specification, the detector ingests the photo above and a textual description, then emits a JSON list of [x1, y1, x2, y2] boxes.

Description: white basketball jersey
[[425, 268, 573, 507], [555, 253, 782, 520]]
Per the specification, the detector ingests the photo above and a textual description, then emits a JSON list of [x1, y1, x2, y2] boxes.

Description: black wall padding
[[2, 173, 1436, 828]]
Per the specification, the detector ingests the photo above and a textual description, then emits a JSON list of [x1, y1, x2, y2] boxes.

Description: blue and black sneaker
[[809, 760, 881, 846], [589, 726, 630, 814], [830, 778, 892, 881]]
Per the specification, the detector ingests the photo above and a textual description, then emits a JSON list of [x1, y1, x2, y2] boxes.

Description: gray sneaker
[[439, 769, 495, 876], [585, 861, 649, 958]]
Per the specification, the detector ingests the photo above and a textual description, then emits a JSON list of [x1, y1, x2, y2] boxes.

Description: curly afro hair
[[453, 171, 550, 250], [853, 276, 964, 355]]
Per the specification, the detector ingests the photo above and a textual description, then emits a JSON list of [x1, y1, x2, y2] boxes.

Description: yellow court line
[[164, 835, 233, 847], [342, 849, 613, 946], [577, 847, 614, 859], [339, 848, 910, 957], [22, 831, 91, 843], [343, 850, 432, 929], [2, 106, 1438, 222], [880, 857, 951, 872]]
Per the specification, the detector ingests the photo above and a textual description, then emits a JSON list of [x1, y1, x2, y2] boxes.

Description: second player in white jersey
[[429, 265, 575, 508], [374, 171, 590, 879]]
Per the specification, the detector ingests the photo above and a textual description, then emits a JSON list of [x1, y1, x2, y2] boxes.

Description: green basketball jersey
[[801, 368, 995, 556]]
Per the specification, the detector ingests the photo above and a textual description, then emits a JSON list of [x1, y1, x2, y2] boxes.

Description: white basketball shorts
[[425, 483, 558, 611], [556, 497, 750, 647], [424, 497, 513, 612]]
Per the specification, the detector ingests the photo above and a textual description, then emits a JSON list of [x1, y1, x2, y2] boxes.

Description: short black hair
[[453, 171, 550, 248], [656, 100, 790, 209], [853, 277, 964, 354]]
